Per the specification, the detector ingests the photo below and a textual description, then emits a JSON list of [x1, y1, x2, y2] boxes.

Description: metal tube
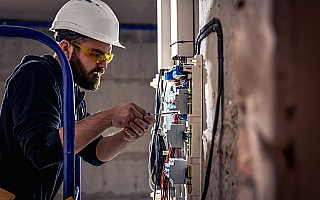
[[0, 25, 76, 200]]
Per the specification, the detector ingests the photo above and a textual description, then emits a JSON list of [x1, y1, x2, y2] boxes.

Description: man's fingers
[[110, 103, 153, 129], [133, 118, 149, 132], [129, 121, 145, 137], [143, 115, 156, 124], [124, 127, 139, 141], [128, 104, 144, 120], [133, 104, 148, 116], [132, 103, 150, 120]]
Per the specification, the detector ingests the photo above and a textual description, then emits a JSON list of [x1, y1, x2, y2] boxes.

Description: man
[[0, 0, 155, 199]]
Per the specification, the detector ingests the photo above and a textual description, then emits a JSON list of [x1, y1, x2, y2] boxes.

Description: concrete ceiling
[[0, 0, 157, 25]]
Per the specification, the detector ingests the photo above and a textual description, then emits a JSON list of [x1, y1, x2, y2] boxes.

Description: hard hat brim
[[50, 23, 126, 49]]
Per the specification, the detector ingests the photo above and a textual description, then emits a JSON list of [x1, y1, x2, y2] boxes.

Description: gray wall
[[0, 27, 157, 200], [0, 27, 53, 100], [79, 29, 157, 200]]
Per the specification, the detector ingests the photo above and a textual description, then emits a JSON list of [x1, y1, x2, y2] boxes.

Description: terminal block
[[167, 124, 185, 148], [164, 158, 187, 185], [169, 88, 189, 114]]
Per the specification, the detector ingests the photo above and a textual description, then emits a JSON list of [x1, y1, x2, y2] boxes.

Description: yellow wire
[[187, 78, 192, 194], [188, 78, 192, 157]]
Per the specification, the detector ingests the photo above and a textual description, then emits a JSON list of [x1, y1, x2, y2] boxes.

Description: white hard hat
[[50, 0, 125, 49]]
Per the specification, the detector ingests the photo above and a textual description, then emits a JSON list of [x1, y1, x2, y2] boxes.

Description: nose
[[97, 59, 108, 69]]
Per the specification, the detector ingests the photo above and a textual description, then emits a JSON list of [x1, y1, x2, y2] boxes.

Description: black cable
[[194, 18, 224, 200], [170, 40, 194, 47], [149, 69, 170, 193], [195, 27, 214, 55], [150, 70, 163, 188], [195, 18, 221, 56]]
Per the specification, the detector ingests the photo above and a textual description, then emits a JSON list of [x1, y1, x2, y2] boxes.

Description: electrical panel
[[152, 1, 223, 198], [150, 0, 205, 200], [149, 55, 204, 200]]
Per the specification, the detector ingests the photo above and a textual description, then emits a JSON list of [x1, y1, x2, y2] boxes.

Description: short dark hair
[[54, 29, 88, 44]]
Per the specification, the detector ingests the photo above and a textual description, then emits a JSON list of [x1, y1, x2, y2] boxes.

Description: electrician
[[0, 0, 155, 199]]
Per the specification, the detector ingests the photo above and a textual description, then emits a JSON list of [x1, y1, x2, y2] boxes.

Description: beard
[[69, 51, 105, 91]]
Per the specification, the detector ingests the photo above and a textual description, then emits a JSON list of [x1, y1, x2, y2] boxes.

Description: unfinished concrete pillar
[[234, 0, 320, 199]]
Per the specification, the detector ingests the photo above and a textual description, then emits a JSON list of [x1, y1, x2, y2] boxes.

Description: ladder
[[0, 25, 79, 200]]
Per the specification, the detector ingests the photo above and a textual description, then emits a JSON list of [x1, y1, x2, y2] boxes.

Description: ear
[[59, 40, 73, 60]]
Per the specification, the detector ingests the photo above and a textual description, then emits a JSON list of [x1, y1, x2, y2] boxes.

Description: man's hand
[[60, 102, 155, 156], [95, 104, 156, 162], [108, 103, 144, 128], [108, 102, 155, 126], [123, 110, 155, 142], [107, 103, 155, 142]]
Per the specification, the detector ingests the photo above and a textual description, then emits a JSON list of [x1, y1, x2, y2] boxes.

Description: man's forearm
[[58, 102, 155, 157], [95, 130, 131, 162], [59, 109, 112, 153]]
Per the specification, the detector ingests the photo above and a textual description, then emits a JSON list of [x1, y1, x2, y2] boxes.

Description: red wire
[[166, 148, 172, 200], [166, 148, 172, 199], [161, 147, 172, 200]]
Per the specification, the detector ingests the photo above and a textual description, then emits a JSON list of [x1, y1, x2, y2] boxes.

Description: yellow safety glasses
[[69, 41, 114, 64]]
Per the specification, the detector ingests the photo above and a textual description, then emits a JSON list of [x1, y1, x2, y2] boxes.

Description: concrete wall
[[200, 0, 320, 200], [234, 0, 320, 199], [0, 27, 157, 200], [199, 1, 238, 199], [79, 29, 157, 200], [0, 27, 53, 100]]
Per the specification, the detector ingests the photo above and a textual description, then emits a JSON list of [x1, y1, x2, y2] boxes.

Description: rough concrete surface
[[199, 0, 238, 199], [233, 0, 276, 199], [234, 0, 320, 200]]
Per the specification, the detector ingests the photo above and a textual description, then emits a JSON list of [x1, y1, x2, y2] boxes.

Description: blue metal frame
[[0, 25, 77, 200]]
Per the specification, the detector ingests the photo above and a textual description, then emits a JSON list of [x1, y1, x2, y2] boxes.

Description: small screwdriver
[[147, 111, 178, 116]]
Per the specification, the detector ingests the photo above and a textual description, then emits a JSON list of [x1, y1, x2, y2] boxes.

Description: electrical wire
[[149, 71, 162, 191], [149, 69, 169, 197], [161, 147, 172, 200], [195, 18, 224, 200], [149, 17, 223, 200]]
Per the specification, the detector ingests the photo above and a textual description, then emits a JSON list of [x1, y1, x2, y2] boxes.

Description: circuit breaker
[[165, 158, 187, 184], [167, 124, 185, 148]]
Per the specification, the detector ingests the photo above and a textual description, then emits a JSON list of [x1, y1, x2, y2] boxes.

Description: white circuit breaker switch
[[166, 158, 187, 184], [167, 124, 185, 148], [172, 89, 189, 114]]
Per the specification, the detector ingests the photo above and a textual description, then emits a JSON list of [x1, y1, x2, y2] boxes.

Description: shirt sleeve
[[8, 61, 63, 169], [77, 135, 106, 166]]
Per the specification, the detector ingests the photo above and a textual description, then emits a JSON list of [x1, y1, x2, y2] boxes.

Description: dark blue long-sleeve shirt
[[0, 55, 104, 199]]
